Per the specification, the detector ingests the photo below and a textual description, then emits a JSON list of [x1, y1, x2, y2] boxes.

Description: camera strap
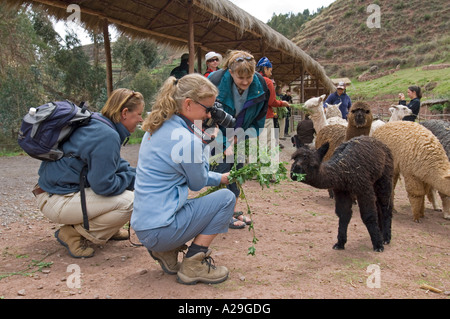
[[176, 114, 215, 145]]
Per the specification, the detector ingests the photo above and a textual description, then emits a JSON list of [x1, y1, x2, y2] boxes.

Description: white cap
[[205, 51, 222, 63], [337, 81, 346, 89]]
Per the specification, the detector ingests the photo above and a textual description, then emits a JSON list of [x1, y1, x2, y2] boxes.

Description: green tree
[[113, 35, 159, 86], [267, 8, 323, 39]]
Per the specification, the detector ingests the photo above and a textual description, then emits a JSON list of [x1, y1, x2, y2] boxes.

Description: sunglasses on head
[[235, 56, 254, 62], [207, 58, 219, 63]]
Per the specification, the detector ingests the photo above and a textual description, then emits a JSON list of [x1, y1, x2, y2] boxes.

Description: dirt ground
[[0, 141, 449, 300]]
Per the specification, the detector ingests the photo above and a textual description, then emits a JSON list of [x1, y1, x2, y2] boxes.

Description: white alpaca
[[303, 95, 328, 133], [325, 102, 348, 127], [388, 105, 413, 122], [325, 102, 343, 118], [304, 96, 348, 133], [370, 104, 413, 136]]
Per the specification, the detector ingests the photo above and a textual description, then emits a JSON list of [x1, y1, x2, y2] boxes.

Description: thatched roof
[[5, 0, 335, 92]]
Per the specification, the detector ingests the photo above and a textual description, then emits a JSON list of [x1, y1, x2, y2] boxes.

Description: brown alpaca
[[315, 101, 373, 161]]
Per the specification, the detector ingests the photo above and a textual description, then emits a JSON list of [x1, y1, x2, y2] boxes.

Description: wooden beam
[[30, 0, 200, 45]]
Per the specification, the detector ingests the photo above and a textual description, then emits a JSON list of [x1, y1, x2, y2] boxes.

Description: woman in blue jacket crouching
[[131, 74, 235, 285]]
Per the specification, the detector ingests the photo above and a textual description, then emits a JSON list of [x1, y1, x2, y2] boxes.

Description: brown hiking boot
[[177, 250, 229, 285], [110, 228, 129, 241], [55, 225, 94, 258], [149, 244, 188, 275]]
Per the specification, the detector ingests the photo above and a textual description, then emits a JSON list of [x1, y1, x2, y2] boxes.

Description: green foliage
[[429, 102, 449, 113], [267, 8, 323, 39], [347, 66, 450, 101], [198, 141, 290, 255], [0, 6, 163, 150]]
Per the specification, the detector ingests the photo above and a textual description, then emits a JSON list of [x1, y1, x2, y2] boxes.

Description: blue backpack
[[18, 100, 114, 231], [18, 100, 113, 161]]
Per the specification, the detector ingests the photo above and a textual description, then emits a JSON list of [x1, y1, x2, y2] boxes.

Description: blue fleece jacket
[[38, 115, 135, 196], [131, 115, 222, 231]]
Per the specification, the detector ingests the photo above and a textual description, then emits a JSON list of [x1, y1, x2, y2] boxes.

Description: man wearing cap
[[204, 52, 222, 78], [323, 81, 352, 120]]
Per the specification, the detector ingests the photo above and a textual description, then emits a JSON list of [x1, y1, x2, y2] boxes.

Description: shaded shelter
[[5, 0, 335, 100]]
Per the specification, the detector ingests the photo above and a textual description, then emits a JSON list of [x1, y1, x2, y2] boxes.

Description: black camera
[[204, 101, 236, 129]]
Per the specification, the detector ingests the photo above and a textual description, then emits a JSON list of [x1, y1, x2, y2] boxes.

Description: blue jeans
[[136, 189, 235, 252]]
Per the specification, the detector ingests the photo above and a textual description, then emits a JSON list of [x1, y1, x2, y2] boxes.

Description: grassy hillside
[[347, 65, 450, 100], [292, 0, 450, 78]]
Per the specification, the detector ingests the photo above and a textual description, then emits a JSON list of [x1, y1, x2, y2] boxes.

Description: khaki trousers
[[259, 117, 278, 152], [278, 117, 286, 138], [36, 188, 133, 245]]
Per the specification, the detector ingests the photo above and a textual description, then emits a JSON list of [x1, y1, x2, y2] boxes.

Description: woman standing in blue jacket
[[131, 74, 235, 285], [35, 89, 144, 258], [208, 50, 269, 228]]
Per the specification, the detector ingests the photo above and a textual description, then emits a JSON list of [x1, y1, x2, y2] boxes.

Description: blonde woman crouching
[[131, 74, 235, 285]]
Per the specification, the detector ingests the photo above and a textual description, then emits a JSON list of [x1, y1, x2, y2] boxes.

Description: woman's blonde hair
[[142, 73, 218, 133], [222, 50, 256, 77], [102, 88, 144, 123]]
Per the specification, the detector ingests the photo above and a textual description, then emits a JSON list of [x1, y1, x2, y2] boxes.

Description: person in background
[[35, 89, 144, 258], [204, 51, 222, 78], [291, 114, 315, 149], [132, 74, 235, 285], [275, 86, 287, 146], [256, 57, 290, 152], [323, 81, 352, 119], [399, 85, 422, 122], [282, 90, 293, 137], [170, 53, 190, 79]]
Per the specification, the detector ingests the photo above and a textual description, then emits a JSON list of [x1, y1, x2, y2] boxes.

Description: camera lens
[[210, 103, 236, 128]]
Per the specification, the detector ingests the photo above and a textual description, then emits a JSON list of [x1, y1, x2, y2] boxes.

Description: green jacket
[[208, 69, 269, 147]]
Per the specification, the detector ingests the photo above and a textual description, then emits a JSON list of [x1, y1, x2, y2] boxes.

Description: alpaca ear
[[317, 142, 329, 160]]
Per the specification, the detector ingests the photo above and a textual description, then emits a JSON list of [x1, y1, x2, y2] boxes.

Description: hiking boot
[[177, 250, 229, 285], [149, 244, 188, 275], [55, 225, 94, 258], [110, 228, 129, 241]]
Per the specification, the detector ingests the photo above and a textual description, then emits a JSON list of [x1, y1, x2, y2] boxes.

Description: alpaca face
[[290, 143, 329, 181], [304, 94, 326, 112], [389, 105, 412, 121], [348, 101, 373, 128], [291, 148, 316, 181]]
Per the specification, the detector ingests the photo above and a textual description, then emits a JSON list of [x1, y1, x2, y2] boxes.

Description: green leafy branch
[[0, 257, 53, 280], [198, 140, 291, 256]]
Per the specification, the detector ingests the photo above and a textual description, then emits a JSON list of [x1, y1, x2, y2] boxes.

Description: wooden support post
[[188, 0, 195, 74], [197, 46, 202, 74], [300, 66, 305, 103], [103, 19, 113, 97]]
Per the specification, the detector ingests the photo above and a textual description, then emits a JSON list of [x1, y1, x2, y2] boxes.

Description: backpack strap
[[79, 164, 90, 230]]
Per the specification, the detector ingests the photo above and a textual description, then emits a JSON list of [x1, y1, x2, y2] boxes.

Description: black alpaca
[[291, 136, 394, 252]]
